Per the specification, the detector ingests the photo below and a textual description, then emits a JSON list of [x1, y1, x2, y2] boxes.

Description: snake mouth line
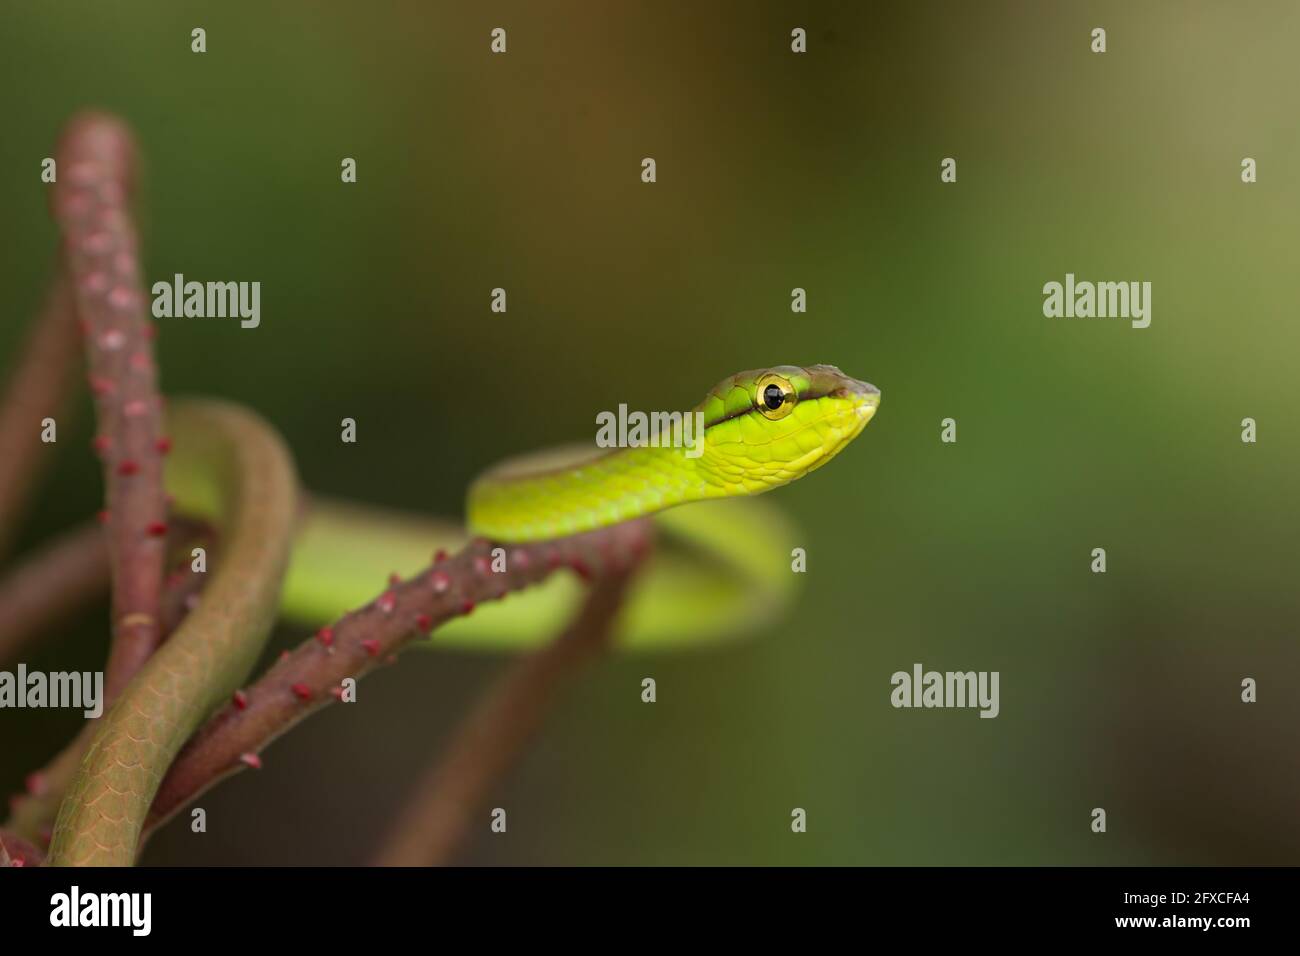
[[709, 399, 876, 453]]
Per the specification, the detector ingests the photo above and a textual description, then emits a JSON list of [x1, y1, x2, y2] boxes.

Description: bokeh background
[[1, 1, 1297, 864]]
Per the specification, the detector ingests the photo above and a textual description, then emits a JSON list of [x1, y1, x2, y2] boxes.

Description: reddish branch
[[143, 520, 653, 837], [371, 559, 640, 867], [0, 522, 108, 666], [51, 113, 168, 700], [0, 272, 80, 561]]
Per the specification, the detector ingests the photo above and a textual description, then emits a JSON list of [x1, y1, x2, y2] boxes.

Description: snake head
[[696, 364, 880, 494]]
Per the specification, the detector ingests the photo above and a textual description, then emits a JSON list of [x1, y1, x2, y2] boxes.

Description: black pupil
[[763, 384, 785, 410]]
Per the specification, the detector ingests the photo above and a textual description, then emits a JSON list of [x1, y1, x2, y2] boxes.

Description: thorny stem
[[371, 559, 642, 867], [0, 271, 81, 562], [51, 112, 169, 701], [143, 520, 653, 840]]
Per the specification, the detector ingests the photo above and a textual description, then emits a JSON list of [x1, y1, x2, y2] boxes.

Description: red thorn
[[24, 772, 48, 798], [316, 626, 334, 647], [460, 599, 476, 615], [415, 613, 432, 632], [473, 555, 491, 575], [232, 690, 248, 710], [512, 549, 531, 569], [291, 682, 312, 701], [155, 436, 172, 455], [239, 752, 262, 770], [279, 650, 290, 662], [91, 435, 111, 456], [433, 549, 448, 563], [96, 509, 110, 525], [388, 572, 402, 586], [429, 570, 450, 593], [89, 375, 115, 396], [10, 858, 25, 867], [146, 521, 167, 537], [376, 591, 396, 613], [116, 459, 139, 476], [361, 638, 381, 657], [107, 287, 134, 310], [331, 685, 345, 700]]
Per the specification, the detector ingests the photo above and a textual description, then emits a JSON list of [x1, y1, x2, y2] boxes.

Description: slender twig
[[0, 516, 217, 669], [0, 522, 109, 667], [143, 519, 653, 838], [51, 112, 168, 701], [0, 271, 81, 562], [371, 559, 641, 867]]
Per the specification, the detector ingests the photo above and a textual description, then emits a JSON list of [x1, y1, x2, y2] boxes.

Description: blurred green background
[[2, 1, 1297, 864]]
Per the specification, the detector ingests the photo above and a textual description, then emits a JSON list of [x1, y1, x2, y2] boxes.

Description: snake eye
[[754, 373, 796, 420]]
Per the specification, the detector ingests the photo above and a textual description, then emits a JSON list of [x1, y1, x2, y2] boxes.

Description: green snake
[[269, 363, 879, 650], [44, 364, 878, 864]]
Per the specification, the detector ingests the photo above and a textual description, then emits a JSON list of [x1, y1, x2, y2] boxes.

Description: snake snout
[[831, 375, 880, 410], [809, 364, 879, 405]]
